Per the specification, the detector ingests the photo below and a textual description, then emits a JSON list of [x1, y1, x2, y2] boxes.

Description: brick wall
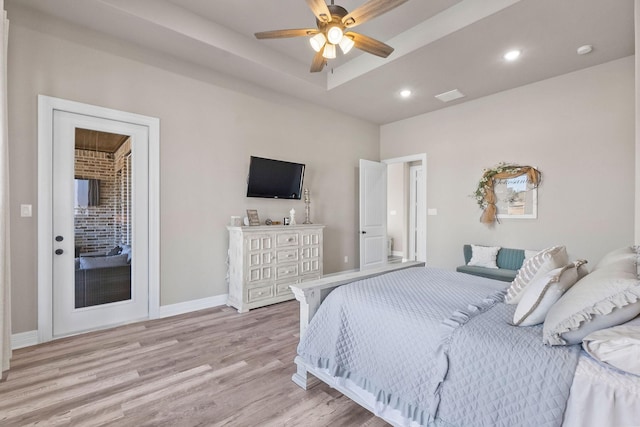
[[74, 140, 132, 254]]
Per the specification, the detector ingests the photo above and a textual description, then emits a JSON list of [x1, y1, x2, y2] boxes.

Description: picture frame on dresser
[[246, 209, 260, 226]]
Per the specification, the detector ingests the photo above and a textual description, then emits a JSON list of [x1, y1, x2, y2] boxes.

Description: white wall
[[7, 9, 379, 333], [381, 57, 635, 269]]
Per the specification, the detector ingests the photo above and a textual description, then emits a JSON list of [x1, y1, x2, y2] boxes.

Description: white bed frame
[[290, 262, 424, 422]]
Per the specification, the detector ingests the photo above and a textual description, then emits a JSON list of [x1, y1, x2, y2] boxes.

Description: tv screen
[[246, 156, 305, 199]]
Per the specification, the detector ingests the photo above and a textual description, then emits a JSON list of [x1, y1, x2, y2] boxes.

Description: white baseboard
[[391, 251, 404, 257], [157, 294, 229, 318], [12, 330, 39, 350], [12, 295, 229, 350]]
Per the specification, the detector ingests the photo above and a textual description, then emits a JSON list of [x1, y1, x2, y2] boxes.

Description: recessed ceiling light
[[577, 45, 593, 55], [400, 89, 412, 98], [503, 49, 521, 61]]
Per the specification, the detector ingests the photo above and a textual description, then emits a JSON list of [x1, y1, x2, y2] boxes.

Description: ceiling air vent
[[434, 89, 465, 103]]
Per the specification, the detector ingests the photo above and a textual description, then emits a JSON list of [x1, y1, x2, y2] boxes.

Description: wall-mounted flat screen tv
[[246, 156, 305, 199]]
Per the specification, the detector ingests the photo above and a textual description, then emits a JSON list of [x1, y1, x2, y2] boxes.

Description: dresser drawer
[[247, 285, 274, 302], [276, 263, 299, 280], [276, 233, 299, 247], [275, 281, 295, 296], [276, 249, 299, 263]]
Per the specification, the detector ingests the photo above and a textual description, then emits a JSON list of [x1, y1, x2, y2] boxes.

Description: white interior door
[[52, 110, 149, 337], [359, 159, 387, 270]]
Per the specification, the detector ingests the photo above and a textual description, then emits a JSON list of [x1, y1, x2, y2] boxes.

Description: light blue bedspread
[[297, 267, 581, 427]]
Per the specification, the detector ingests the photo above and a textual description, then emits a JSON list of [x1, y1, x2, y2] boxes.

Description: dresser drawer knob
[[287, 238, 294, 242]]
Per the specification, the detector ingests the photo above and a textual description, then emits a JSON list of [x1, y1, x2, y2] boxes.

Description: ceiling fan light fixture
[[339, 36, 355, 54], [322, 43, 336, 59], [310, 33, 327, 52], [326, 26, 344, 45]]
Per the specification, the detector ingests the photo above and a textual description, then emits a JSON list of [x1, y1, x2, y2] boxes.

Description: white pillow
[[593, 245, 638, 274], [582, 316, 640, 376], [543, 249, 640, 345], [513, 261, 583, 326], [467, 245, 500, 269], [505, 246, 568, 305]]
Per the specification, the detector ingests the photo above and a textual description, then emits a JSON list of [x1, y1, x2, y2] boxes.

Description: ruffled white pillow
[[543, 246, 640, 346], [467, 245, 500, 269], [513, 261, 584, 326], [505, 246, 568, 304]]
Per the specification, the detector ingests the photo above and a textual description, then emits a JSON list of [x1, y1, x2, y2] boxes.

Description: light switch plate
[[20, 204, 32, 217], [427, 208, 438, 216]]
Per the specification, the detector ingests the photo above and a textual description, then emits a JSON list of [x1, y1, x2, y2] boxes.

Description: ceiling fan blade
[[306, 0, 332, 23], [347, 32, 394, 58], [342, 0, 408, 28], [255, 29, 319, 39], [310, 50, 326, 72]]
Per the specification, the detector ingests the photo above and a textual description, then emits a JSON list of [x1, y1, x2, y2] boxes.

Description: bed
[[289, 259, 640, 427]]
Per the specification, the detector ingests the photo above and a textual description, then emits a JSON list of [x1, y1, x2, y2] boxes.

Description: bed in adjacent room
[[290, 246, 640, 427]]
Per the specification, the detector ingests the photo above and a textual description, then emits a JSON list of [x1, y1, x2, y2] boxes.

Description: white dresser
[[226, 224, 324, 313]]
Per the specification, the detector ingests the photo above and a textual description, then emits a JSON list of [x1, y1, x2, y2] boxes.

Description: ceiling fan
[[255, 0, 408, 72]]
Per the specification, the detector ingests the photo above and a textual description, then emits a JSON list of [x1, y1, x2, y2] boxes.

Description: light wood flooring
[[1, 301, 389, 426]]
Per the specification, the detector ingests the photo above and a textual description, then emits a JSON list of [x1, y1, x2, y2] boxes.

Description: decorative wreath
[[474, 162, 542, 224]]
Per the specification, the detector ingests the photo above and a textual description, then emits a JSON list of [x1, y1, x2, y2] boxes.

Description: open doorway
[[358, 154, 426, 270], [384, 154, 426, 263]]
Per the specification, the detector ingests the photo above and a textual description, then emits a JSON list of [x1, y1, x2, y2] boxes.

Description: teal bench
[[456, 244, 525, 282]]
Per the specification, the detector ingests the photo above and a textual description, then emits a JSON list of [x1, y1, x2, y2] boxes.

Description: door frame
[[408, 165, 424, 261], [382, 153, 427, 263], [37, 95, 160, 343]]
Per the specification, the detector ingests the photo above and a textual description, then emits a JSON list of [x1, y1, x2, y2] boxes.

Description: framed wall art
[[494, 174, 537, 219], [474, 163, 542, 224]]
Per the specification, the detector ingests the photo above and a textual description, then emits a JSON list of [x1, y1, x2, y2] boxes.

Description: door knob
[[361, 231, 367, 234], [55, 249, 64, 255], [55, 235, 64, 242]]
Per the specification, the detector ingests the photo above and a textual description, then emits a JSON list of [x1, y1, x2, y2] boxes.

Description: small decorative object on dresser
[[303, 188, 312, 224], [226, 224, 324, 312], [246, 209, 260, 226], [289, 208, 296, 225]]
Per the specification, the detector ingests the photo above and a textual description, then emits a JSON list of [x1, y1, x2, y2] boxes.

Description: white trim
[[391, 251, 404, 257], [37, 95, 160, 342], [158, 294, 229, 318], [13, 294, 227, 349], [382, 153, 428, 264], [11, 330, 38, 350]]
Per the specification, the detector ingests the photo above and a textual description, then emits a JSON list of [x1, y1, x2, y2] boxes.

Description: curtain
[[0, 0, 11, 373], [88, 178, 100, 206]]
